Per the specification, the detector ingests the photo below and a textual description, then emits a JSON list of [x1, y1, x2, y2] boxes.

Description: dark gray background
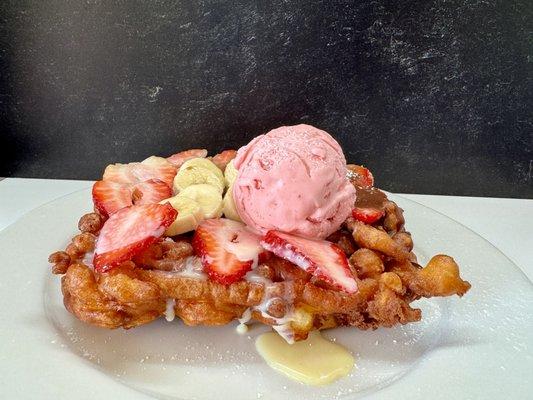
[[1, 1, 532, 198]]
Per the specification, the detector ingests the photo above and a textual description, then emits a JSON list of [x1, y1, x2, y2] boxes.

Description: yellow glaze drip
[[255, 330, 354, 385]]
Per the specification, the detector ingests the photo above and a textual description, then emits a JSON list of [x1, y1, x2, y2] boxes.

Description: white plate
[[1, 189, 532, 400]]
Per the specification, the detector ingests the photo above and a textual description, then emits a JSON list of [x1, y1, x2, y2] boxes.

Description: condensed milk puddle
[[255, 330, 354, 385]]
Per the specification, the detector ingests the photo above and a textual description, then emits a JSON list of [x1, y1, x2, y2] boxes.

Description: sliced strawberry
[[132, 179, 172, 205], [192, 218, 262, 284], [92, 181, 132, 218], [92, 178, 172, 217], [211, 149, 237, 171], [140, 156, 177, 187], [347, 165, 374, 189], [101, 163, 132, 184], [261, 231, 358, 293], [167, 149, 208, 168], [93, 203, 177, 272], [352, 207, 384, 224], [103, 158, 176, 188], [95, 156, 175, 216]]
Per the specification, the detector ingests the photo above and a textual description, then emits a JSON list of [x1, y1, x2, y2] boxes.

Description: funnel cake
[[49, 126, 470, 344]]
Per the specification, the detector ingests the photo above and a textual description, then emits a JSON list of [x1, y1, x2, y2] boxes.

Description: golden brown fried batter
[[133, 240, 194, 271], [349, 248, 384, 279], [78, 212, 104, 234], [62, 263, 125, 329], [383, 200, 405, 233], [349, 219, 410, 261], [49, 251, 71, 275], [51, 192, 471, 341], [176, 300, 241, 326], [389, 255, 471, 297]]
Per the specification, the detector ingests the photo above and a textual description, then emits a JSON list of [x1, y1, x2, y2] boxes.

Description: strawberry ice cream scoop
[[232, 124, 356, 239]]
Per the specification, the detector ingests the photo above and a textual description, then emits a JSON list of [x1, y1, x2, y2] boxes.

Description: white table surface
[[1, 177, 532, 281]]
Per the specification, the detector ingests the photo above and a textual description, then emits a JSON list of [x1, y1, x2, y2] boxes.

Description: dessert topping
[[260, 230, 358, 293], [93, 203, 177, 272], [346, 164, 374, 189], [167, 149, 208, 168], [255, 330, 354, 385], [351, 207, 384, 224], [211, 149, 237, 171], [104, 156, 176, 188], [192, 218, 262, 284]]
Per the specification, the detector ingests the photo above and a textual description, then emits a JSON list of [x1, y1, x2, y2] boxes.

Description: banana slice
[[178, 184, 223, 219], [222, 185, 242, 222], [181, 158, 224, 179], [224, 160, 238, 188], [173, 166, 225, 194], [160, 195, 203, 236]]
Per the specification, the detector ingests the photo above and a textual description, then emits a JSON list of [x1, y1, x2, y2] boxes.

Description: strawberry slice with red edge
[[139, 157, 177, 187], [261, 230, 358, 293], [92, 181, 132, 218], [92, 178, 173, 217], [352, 207, 384, 224], [167, 149, 208, 168], [94, 156, 175, 217], [211, 149, 237, 171], [93, 203, 177, 272], [103, 158, 176, 188], [192, 218, 262, 285], [131, 179, 172, 205], [348, 165, 374, 189]]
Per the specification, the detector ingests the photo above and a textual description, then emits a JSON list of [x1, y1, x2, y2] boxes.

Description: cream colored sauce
[[164, 299, 176, 322], [236, 323, 249, 334], [176, 256, 207, 280], [255, 330, 354, 385], [236, 308, 252, 334]]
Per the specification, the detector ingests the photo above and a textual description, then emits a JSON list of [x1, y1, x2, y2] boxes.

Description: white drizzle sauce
[[82, 251, 94, 269], [175, 256, 207, 280], [236, 323, 249, 334], [238, 308, 252, 324], [164, 299, 176, 322], [272, 323, 296, 344], [244, 266, 299, 343], [236, 308, 252, 334], [250, 254, 259, 271], [244, 269, 271, 285]]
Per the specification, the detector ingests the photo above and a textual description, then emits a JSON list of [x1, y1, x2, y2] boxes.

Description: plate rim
[[1, 187, 532, 400]]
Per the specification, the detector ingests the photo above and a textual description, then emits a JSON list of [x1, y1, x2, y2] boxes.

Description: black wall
[[1, 1, 532, 198]]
